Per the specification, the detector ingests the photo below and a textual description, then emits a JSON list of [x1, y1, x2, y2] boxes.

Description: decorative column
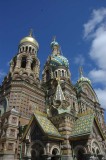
[[15, 57, 21, 69], [26, 143, 31, 158], [58, 113, 73, 160], [26, 56, 32, 71], [46, 143, 50, 155]]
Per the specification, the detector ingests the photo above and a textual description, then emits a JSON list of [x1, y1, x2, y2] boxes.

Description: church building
[[0, 32, 106, 160]]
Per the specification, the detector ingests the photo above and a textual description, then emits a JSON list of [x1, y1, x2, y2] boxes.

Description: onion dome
[[77, 67, 91, 84], [19, 30, 39, 49], [50, 37, 69, 68], [50, 54, 69, 68], [51, 40, 59, 48], [78, 76, 91, 84]]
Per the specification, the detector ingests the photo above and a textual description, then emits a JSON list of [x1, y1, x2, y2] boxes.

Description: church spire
[[79, 66, 83, 78], [78, 66, 91, 84]]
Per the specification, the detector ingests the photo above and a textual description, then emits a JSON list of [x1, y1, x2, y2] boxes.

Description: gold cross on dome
[[29, 28, 33, 37]]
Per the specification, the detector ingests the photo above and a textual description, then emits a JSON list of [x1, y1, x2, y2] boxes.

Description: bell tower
[[9, 30, 40, 82], [0, 31, 46, 122]]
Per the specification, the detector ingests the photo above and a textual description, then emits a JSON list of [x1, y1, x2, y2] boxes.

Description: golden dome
[[19, 34, 39, 48]]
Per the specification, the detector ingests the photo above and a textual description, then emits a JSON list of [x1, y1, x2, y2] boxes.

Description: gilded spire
[[29, 29, 33, 37]]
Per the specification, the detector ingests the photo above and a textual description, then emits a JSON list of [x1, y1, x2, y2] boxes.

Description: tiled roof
[[71, 114, 94, 137], [50, 55, 69, 68], [34, 113, 61, 137]]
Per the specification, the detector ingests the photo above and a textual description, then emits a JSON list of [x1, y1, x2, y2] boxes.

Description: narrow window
[[31, 59, 36, 70], [62, 70, 64, 77], [21, 56, 27, 68], [29, 47, 31, 52], [55, 71, 57, 77], [26, 46, 28, 52]]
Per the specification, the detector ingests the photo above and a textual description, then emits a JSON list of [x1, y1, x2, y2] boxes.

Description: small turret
[[8, 30, 40, 83], [51, 37, 60, 56], [77, 67, 91, 84], [19, 29, 39, 55], [42, 37, 70, 83]]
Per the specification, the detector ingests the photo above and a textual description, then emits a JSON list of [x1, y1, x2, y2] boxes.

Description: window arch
[[62, 70, 64, 77], [52, 148, 59, 155], [55, 71, 57, 77], [22, 47, 24, 52], [21, 56, 27, 68], [26, 46, 28, 52], [58, 70, 61, 77], [31, 59, 36, 71], [91, 140, 101, 155], [29, 47, 31, 52], [32, 48, 34, 53]]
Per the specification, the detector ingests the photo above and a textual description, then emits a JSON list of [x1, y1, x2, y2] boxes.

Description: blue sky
[[0, 0, 106, 121]]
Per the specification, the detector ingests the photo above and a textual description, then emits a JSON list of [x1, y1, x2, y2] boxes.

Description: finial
[[52, 36, 56, 42], [29, 29, 33, 37], [79, 66, 83, 78]]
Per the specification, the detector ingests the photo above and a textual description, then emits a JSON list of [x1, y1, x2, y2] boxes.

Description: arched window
[[52, 148, 59, 155], [58, 70, 61, 77], [92, 148, 95, 154], [55, 71, 57, 77], [31, 59, 36, 70], [21, 56, 27, 68], [23, 47, 24, 52], [29, 47, 31, 52], [73, 102, 75, 109], [32, 48, 34, 53], [96, 148, 100, 154], [26, 46, 28, 52], [62, 70, 64, 77]]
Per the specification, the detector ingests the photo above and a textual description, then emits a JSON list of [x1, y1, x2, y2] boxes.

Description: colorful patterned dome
[[50, 54, 69, 68]]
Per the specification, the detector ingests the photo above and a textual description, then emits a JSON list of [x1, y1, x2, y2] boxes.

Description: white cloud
[[74, 54, 85, 65], [84, 8, 106, 38], [83, 8, 106, 109], [89, 69, 106, 84], [89, 26, 106, 69], [95, 88, 106, 109]]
